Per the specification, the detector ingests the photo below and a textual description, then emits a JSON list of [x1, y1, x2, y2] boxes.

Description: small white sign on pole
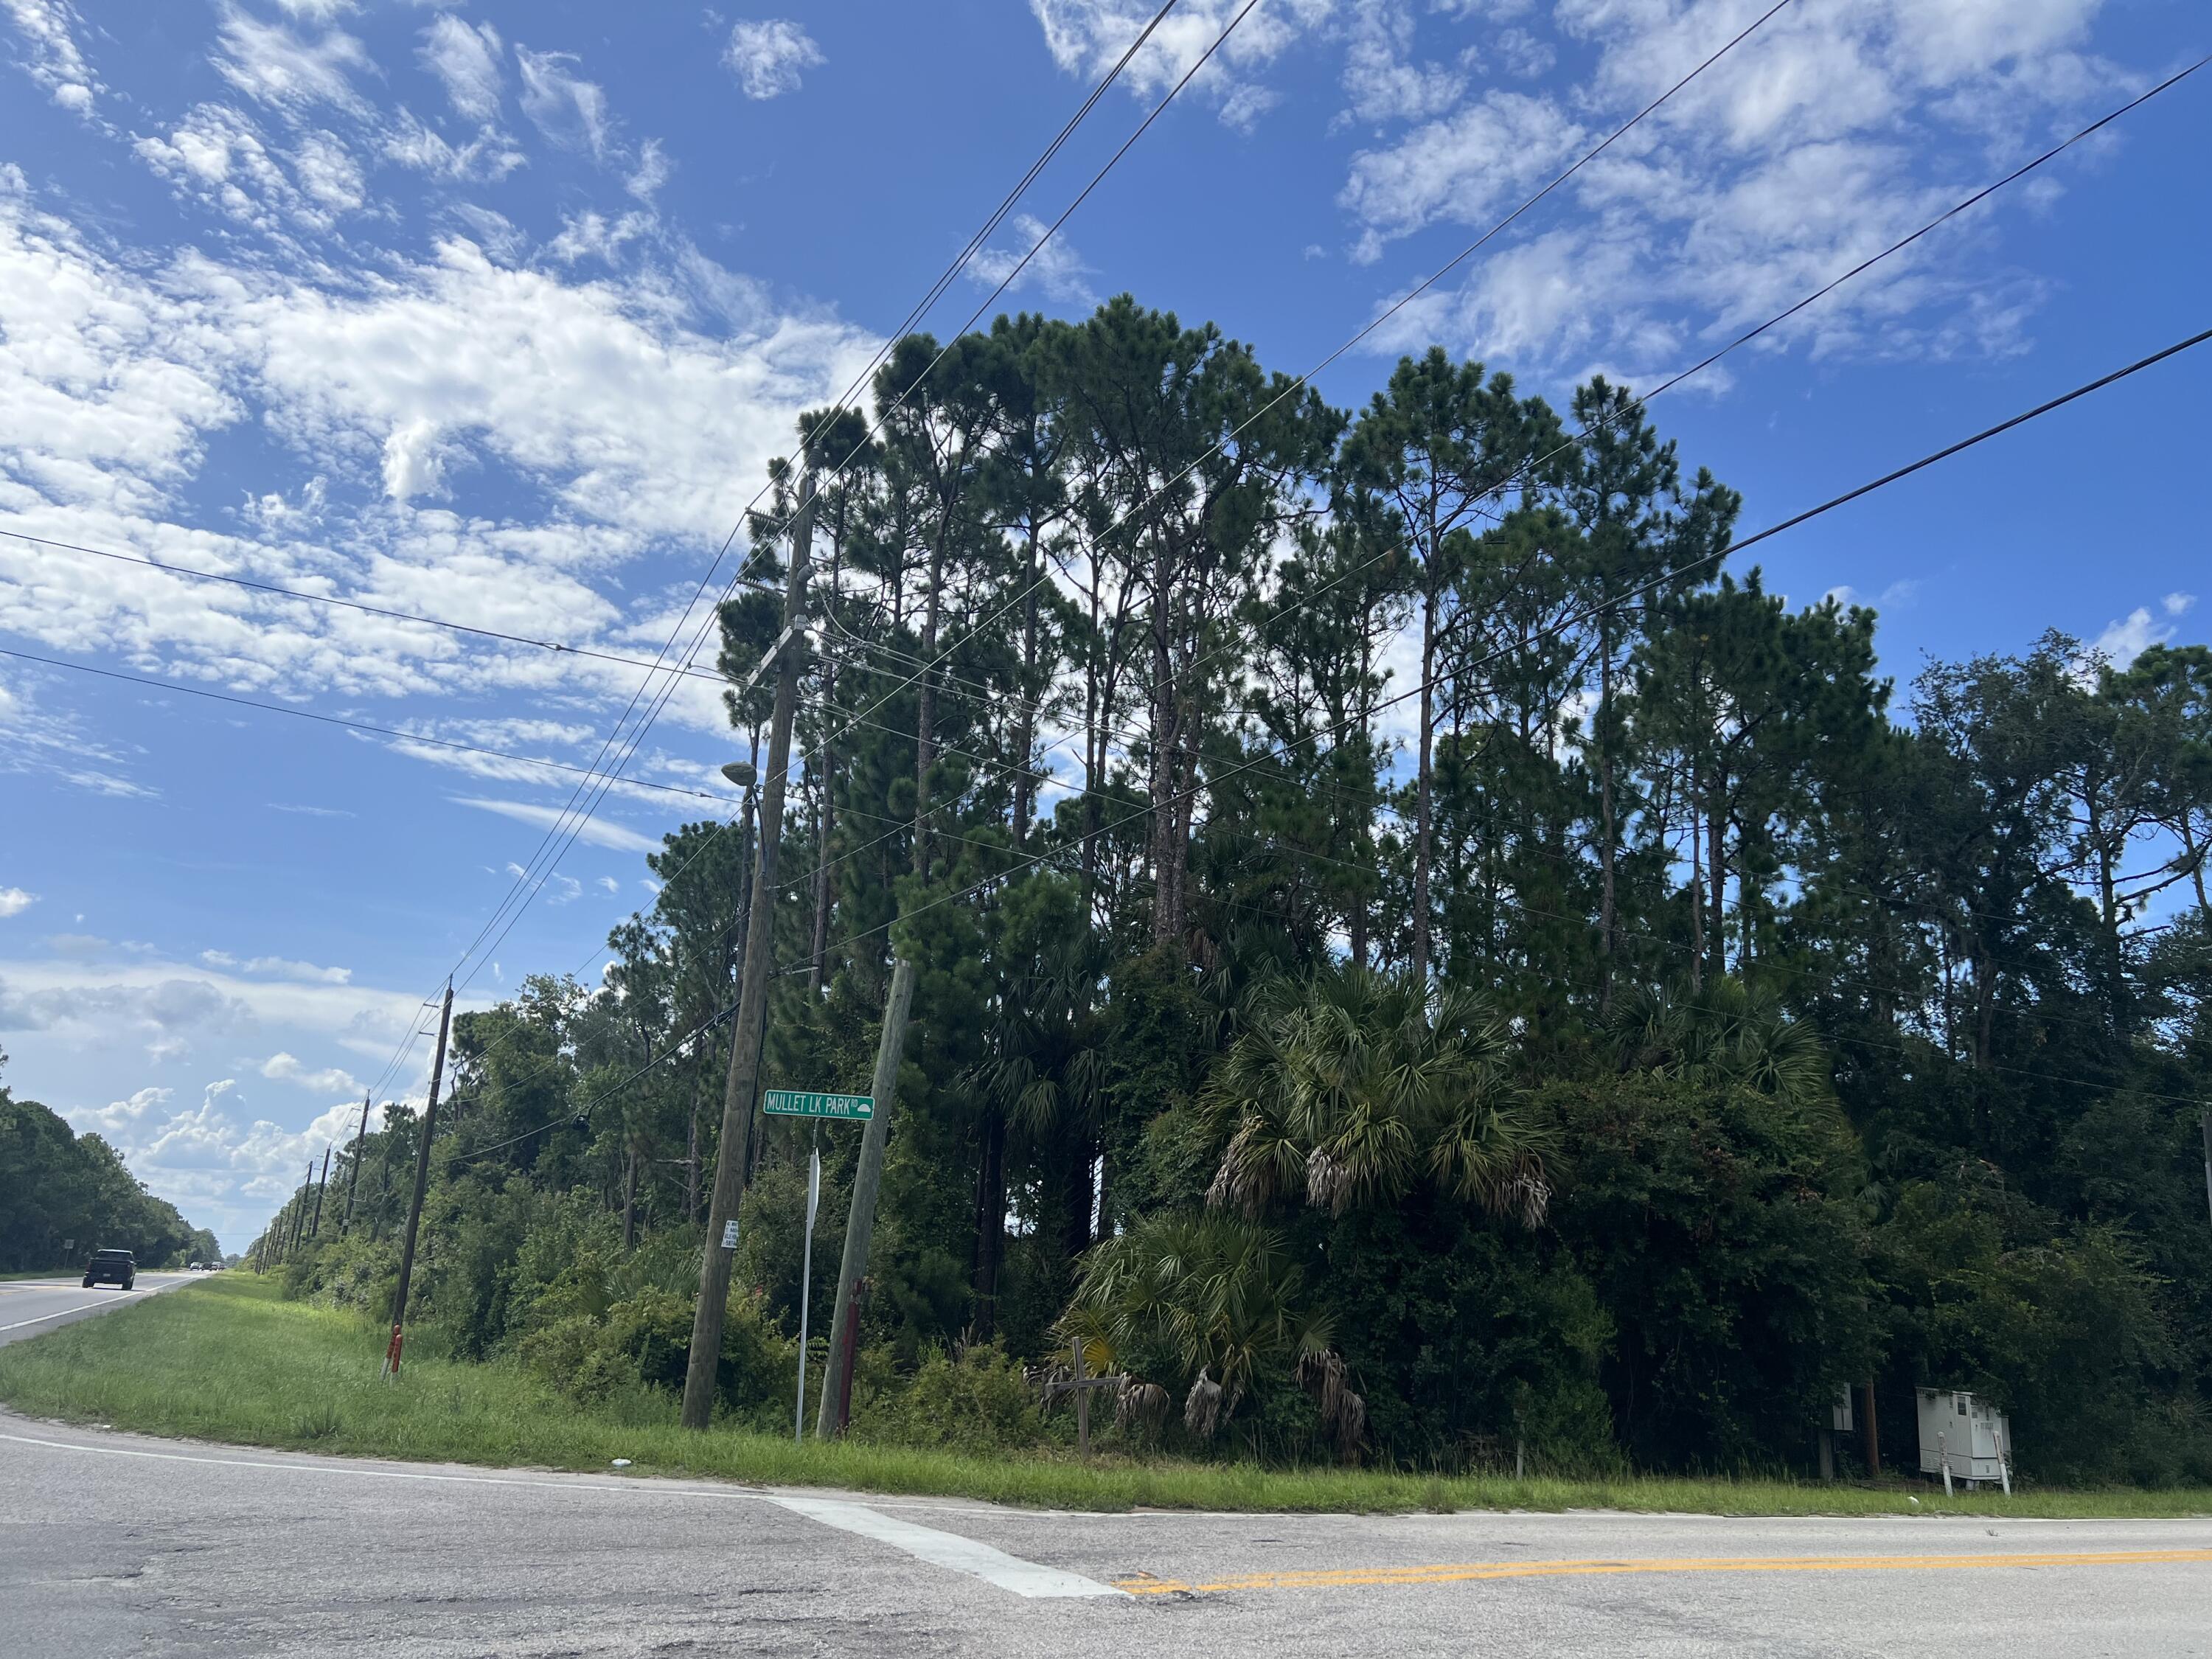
[[720, 1219, 740, 1251], [796, 1143, 821, 1441]]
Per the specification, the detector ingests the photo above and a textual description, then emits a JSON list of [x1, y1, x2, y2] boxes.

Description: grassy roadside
[[3, 1275, 2205, 1520]]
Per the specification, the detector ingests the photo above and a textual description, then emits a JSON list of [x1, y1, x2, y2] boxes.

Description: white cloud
[[380, 417, 449, 501], [967, 214, 1097, 305], [723, 18, 824, 100], [1339, 0, 1461, 125], [1493, 27, 1553, 79], [597, 875, 619, 894], [268, 801, 354, 818], [2162, 592, 2195, 618], [420, 14, 503, 122], [2088, 604, 2175, 670], [1339, 0, 2122, 379], [0, 968, 255, 1060], [1822, 578, 1922, 613], [0, 886, 35, 918], [0, 18, 881, 898], [384, 108, 527, 183], [1028, 0, 1337, 125], [203, 950, 347, 984], [1340, 90, 1583, 252], [627, 137, 672, 202], [210, 1, 372, 116], [289, 130, 365, 214], [454, 795, 661, 852], [259, 1050, 360, 1091], [2, 0, 101, 114], [247, 956, 352, 985], [546, 208, 655, 267], [515, 44, 611, 159]]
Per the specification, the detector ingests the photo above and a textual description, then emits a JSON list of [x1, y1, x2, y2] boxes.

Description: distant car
[[83, 1249, 136, 1290], [187, 1261, 204, 1271]]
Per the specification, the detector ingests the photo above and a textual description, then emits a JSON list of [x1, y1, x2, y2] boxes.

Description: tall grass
[[3, 1276, 2205, 1519]]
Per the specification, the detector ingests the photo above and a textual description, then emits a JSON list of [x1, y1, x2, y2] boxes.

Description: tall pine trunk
[[914, 526, 947, 880], [1411, 544, 1438, 986], [1596, 628, 1618, 1015]]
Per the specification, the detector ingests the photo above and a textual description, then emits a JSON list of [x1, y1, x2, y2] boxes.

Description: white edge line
[[3, 1430, 1120, 1596], [0, 1299, 131, 1332], [0, 1431, 759, 1497]]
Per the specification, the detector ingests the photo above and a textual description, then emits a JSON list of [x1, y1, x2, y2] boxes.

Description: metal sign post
[[795, 1133, 821, 1442]]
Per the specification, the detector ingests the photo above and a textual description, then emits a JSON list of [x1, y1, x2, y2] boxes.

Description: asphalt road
[[0, 1272, 196, 1349], [2, 1413, 2206, 1658]]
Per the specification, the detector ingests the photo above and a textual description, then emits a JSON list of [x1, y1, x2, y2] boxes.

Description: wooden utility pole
[[341, 1093, 371, 1231], [1861, 1380, 1882, 1478], [817, 958, 915, 1438], [383, 985, 453, 1378], [285, 1160, 313, 1258], [681, 470, 816, 1431], [308, 1144, 332, 1238]]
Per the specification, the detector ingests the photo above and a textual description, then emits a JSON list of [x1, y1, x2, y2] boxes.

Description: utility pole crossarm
[[727, 622, 803, 700]]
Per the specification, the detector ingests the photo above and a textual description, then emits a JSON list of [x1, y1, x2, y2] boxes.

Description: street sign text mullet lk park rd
[[762, 1089, 874, 1121]]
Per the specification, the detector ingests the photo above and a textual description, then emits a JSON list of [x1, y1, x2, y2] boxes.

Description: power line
[[434, 1, 1236, 1002], [762, 0, 1805, 812], [0, 526, 751, 686], [445, 1, 1217, 987], [0, 646, 724, 801], [771, 49, 2212, 919]]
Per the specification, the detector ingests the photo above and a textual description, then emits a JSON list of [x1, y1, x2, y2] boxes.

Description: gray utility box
[[1917, 1388, 2011, 1484]]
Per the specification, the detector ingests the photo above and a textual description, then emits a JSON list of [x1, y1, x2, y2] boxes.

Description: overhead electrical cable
[[746, 60, 2208, 924], [0, 647, 723, 801], [760, 0, 1806, 798], [439, 0, 1245, 1001]]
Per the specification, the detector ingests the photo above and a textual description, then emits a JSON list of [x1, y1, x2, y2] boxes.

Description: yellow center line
[[1114, 1548, 2212, 1596]]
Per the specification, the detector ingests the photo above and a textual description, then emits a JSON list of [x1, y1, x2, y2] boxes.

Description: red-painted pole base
[[381, 1323, 405, 1378]]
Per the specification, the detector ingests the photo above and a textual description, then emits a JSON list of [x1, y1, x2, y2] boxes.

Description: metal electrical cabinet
[[1916, 1388, 2011, 1488]]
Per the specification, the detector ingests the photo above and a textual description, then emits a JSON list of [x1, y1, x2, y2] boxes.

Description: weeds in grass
[[3, 1276, 2207, 1520]]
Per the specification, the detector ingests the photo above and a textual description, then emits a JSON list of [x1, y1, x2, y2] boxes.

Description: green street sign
[[763, 1088, 874, 1121]]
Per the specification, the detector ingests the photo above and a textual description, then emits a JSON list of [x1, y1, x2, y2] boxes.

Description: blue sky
[[1, 0, 2205, 1248]]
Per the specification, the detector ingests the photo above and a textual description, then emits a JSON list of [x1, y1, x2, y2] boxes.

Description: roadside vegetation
[[25, 305, 2211, 1494], [0, 1054, 221, 1272], [4, 1276, 2206, 1520]]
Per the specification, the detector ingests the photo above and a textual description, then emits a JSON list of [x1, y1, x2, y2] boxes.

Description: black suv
[[83, 1249, 136, 1290]]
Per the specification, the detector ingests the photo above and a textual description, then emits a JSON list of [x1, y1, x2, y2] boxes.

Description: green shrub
[[853, 1342, 1044, 1454]]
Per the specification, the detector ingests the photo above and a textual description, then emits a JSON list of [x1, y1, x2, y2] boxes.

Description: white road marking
[[767, 1494, 1126, 1599], [0, 1298, 132, 1332], [7, 1430, 1124, 1598]]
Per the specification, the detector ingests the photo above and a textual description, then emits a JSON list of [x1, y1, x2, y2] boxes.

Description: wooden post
[[308, 1144, 332, 1238], [341, 1093, 371, 1231], [817, 958, 916, 1438], [1862, 1380, 1881, 1478], [384, 985, 453, 1378], [285, 1160, 313, 1258], [1072, 1336, 1091, 1458]]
